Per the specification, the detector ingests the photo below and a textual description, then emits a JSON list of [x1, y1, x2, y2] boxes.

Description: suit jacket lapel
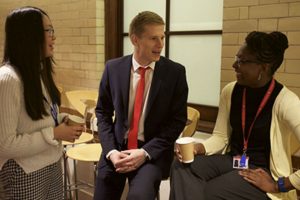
[[119, 55, 132, 126], [146, 61, 162, 117]]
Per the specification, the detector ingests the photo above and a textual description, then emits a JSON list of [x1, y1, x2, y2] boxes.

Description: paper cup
[[67, 115, 85, 126], [176, 137, 195, 163]]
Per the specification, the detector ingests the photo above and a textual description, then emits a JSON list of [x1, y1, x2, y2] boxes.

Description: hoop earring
[[257, 72, 262, 81]]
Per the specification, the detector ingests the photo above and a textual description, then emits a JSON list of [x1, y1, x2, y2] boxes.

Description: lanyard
[[241, 79, 275, 153], [43, 97, 59, 126]]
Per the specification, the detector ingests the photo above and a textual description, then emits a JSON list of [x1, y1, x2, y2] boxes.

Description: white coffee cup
[[176, 137, 195, 163], [67, 115, 85, 127]]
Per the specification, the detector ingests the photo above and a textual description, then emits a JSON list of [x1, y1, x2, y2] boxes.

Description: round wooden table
[[66, 143, 102, 162], [65, 143, 102, 199], [62, 132, 94, 146], [62, 132, 94, 200]]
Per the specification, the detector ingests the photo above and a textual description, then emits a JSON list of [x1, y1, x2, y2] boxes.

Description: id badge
[[233, 155, 249, 169]]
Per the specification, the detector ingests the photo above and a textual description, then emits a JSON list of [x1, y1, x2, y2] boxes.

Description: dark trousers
[[94, 140, 162, 200], [93, 162, 162, 200], [169, 154, 271, 200]]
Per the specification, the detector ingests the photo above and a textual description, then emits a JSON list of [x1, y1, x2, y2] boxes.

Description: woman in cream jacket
[[170, 31, 300, 200]]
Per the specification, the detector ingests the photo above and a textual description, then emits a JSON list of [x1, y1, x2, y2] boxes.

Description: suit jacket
[[96, 55, 188, 178]]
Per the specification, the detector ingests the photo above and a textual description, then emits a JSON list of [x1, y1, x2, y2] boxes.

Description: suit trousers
[[94, 139, 162, 200], [93, 161, 162, 200], [169, 154, 271, 200]]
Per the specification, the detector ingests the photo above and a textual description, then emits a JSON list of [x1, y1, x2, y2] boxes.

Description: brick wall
[[2, 1, 299, 102], [222, 0, 300, 96], [0, 0, 104, 93]]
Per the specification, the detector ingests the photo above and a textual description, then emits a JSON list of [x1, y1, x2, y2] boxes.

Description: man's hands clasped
[[110, 149, 147, 173]]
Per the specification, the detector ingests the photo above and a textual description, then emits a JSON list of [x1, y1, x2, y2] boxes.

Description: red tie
[[128, 67, 148, 149]]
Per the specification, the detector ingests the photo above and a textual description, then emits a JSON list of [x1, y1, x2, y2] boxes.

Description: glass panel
[[123, 36, 165, 57], [169, 35, 222, 106], [170, 0, 223, 31], [123, 37, 134, 55], [124, 0, 166, 33]]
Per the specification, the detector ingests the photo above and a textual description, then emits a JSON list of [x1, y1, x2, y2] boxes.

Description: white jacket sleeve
[[0, 71, 58, 159]]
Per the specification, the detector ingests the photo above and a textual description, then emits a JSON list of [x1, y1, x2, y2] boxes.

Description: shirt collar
[[132, 56, 155, 72]]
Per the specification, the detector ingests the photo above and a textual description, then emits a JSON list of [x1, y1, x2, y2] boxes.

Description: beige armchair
[[181, 106, 200, 137], [65, 90, 98, 118]]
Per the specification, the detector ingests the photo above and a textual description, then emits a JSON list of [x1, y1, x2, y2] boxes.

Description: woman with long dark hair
[[0, 6, 83, 199]]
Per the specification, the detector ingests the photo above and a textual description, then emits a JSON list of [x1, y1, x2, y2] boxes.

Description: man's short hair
[[129, 11, 165, 37]]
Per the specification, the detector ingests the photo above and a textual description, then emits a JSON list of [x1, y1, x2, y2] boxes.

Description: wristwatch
[[277, 177, 288, 192], [141, 148, 151, 161]]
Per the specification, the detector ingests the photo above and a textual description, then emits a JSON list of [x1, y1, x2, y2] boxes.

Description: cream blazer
[[203, 81, 300, 200], [0, 65, 63, 173]]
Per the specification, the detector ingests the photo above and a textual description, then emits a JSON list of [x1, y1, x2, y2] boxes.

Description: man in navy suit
[[93, 11, 188, 200]]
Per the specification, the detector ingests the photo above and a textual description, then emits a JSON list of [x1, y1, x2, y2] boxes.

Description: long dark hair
[[245, 31, 289, 75], [2, 6, 60, 120]]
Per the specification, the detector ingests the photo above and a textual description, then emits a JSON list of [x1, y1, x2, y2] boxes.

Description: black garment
[[229, 80, 283, 168], [170, 155, 271, 200], [94, 162, 161, 200]]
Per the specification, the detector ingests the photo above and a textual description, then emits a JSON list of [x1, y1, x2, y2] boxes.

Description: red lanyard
[[241, 79, 275, 153]]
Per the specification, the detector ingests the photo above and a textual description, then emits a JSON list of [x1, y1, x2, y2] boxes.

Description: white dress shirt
[[127, 56, 155, 141], [106, 56, 155, 159]]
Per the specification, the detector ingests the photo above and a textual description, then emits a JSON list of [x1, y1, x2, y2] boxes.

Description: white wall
[[123, 0, 223, 106]]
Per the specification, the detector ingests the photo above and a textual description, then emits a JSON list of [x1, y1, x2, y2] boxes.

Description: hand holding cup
[[53, 115, 85, 142], [175, 137, 195, 163], [67, 115, 85, 137]]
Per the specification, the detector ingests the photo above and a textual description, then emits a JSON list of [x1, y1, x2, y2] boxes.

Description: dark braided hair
[[245, 31, 289, 75]]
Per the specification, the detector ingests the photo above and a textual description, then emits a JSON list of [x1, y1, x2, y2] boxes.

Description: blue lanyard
[[43, 97, 59, 126]]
